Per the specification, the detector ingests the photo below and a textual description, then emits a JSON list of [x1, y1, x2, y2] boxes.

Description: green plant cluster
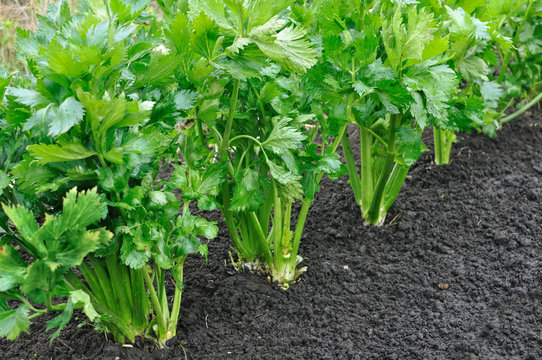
[[0, 0, 540, 349]]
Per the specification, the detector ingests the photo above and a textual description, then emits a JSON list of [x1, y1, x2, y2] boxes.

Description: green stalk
[[157, 267, 170, 324], [258, 187, 274, 236], [237, 214, 254, 260], [433, 127, 444, 165], [89, 256, 118, 315], [143, 266, 168, 345], [78, 260, 108, 306], [247, 211, 273, 265], [105, 255, 133, 325], [92, 302, 138, 343], [68, 269, 128, 343], [271, 180, 283, 275], [366, 114, 400, 225], [168, 255, 187, 338], [278, 202, 292, 275], [382, 164, 409, 213], [220, 79, 243, 259], [130, 268, 148, 331], [341, 130, 362, 207], [195, 115, 205, 147], [64, 271, 92, 294], [501, 92, 542, 124], [359, 127, 374, 215]]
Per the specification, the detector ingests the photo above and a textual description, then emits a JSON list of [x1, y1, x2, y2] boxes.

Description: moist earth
[[1, 109, 542, 360]]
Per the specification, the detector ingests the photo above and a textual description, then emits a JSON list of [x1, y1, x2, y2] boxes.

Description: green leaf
[[0, 246, 28, 292], [262, 117, 306, 155], [249, 18, 317, 73], [197, 99, 220, 125], [149, 191, 168, 206], [421, 35, 449, 61], [480, 81, 504, 109], [458, 50, 490, 82], [353, 81, 373, 97], [46, 299, 73, 343], [47, 187, 106, 231], [315, 153, 342, 175], [275, 180, 303, 203], [0, 306, 30, 340], [188, 0, 234, 31], [175, 89, 198, 110], [198, 162, 228, 197], [267, 160, 301, 185], [104, 147, 124, 164], [132, 54, 182, 88], [121, 238, 151, 269], [69, 290, 99, 321], [172, 235, 200, 257], [1, 204, 39, 245], [193, 217, 218, 239], [52, 228, 111, 268], [382, 7, 437, 70], [48, 97, 86, 136], [230, 168, 269, 212], [20, 260, 51, 296], [7, 88, 50, 107], [259, 83, 281, 103], [190, 13, 221, 61], [28, 141, 97, 164], [403, 60, 459, 118], [227, 37, 252, 54], [164, 12, 191, 55], [396, 127, 426, 166], [245, 0, 295, 30], [0, 171, 9, 193]]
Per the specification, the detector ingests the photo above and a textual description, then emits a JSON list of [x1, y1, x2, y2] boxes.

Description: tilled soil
[[2, 109, 542, 360]]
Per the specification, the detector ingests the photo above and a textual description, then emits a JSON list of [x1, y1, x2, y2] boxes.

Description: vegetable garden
[[0, 0, 541, 358]]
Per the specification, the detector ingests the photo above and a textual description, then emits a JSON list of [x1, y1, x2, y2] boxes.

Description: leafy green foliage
[[1, 0, 218, 346], [0, 188, 111, 341], [0, 0, 539, 347]]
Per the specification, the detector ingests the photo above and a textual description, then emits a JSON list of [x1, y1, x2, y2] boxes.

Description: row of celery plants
[[0, 0, 540, 349], [304, 0, 541, 224]]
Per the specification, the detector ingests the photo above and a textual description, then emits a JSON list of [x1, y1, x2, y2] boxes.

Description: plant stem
[[433, 127, 444, 165], [130, 268, 148, 331], [341, 130, 362, 207], [501, 92, 542, 124], [271, 180, 283, 275], [220, 79, 243, 259], [248, 211, 273, 264], [143, 265, 168, 345], [382, 164, 409, 213], [168, 255, 187, 338], [78, 261, 108, 306], [366, 114, 400, 225], [89, 256, 118, 315], [65, 268, 139, 343], [359, 127, 374, 215], [105, 255, 133, 325]]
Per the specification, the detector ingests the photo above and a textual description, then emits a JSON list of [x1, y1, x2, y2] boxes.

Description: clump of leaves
[[159, 0, 342, 285], [0, 0, 216, 347]]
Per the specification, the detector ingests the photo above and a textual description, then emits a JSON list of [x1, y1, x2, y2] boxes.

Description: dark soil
[[2, 109, 542, 360]]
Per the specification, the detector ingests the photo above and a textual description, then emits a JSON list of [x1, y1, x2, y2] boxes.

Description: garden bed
[[2, 108, 541, 359]]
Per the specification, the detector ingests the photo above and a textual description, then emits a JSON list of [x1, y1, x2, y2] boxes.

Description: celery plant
[[0, 0, 215, 346], [160, 0, 342, 285], [310, 0, 461, 224]]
